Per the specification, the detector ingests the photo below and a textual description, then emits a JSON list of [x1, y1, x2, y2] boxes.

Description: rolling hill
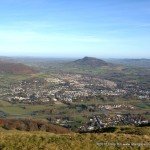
[[0, 61, 37, 74], [0, 118, 70, 134]]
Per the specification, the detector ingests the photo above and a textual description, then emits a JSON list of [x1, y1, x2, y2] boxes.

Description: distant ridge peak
[[74, 57, 108, 67], [82, 56, 97, 60]]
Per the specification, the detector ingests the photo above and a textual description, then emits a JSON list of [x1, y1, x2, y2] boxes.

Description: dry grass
[[0, 129, 150, 150]]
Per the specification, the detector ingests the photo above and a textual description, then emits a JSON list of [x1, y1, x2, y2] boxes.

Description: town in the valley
[[0, 69, 149, 131]]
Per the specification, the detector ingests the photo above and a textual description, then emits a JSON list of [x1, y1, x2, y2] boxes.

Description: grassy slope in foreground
[[0, 128, 150, 150]]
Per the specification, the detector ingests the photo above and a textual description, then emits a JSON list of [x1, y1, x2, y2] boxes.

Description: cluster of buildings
[[79, 114, 149, 132], [0, 73, 149, 104], [98, 104, 135, 110]]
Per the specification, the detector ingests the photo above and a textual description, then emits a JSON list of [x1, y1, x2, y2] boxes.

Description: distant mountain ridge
[[0, 61, 37, 74], [107, 59, 150, 68], [73, 57, 108, 67]]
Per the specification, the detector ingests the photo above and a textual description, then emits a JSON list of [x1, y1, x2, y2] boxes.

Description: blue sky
[[0, 0, 150, 58]]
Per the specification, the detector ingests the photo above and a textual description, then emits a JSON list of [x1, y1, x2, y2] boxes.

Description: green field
[[0, 100, 52, 118]]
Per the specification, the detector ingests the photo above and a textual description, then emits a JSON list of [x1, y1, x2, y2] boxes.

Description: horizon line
[[0, 55, 150, 60]]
